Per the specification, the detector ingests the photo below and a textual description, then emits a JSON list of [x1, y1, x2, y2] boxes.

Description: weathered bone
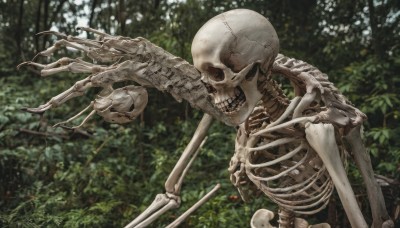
[[19, 8, 394, 227], [267, 96, 301, 128], [259, 78, 290, 121], [124, 114, 216, 228], [295, 218, 331, 228], [251, 116, 318, 136], [166, 184, 220, 228], [344, 125, 394, 228], [305, 123, 367, 227], [94, 85, 148, 124], [192, 9, 390, 227], [33, 39, 91, 60], [272, 54, 366, 127], [68, 110, 96, 129], [246, 136, 333, 215], [53, 103, 94, 128], [251, 209, 275, 228], [251, 208, 332, 227], [50, 85, 148, 128], [19, 28, 231, 125], [292, 91, 317, 118], [21, 27, 227, 228], [164, 114, 213, 193], [125, 193, 179, 228], [23, 61, 149, 115], [192, 9, 278, 125]]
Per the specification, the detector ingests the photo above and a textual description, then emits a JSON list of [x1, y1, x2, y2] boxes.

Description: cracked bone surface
[[52, 85, 148, 128], [250, 209, 331, 228], [191, 9, 279, 125], [124, 114, 218, 228], [19, 7, 393, 227], [93, 85, 148, 124], [191, 8, 392, 228], [305, 123, 367, 227], [251, 209, 275, 228]]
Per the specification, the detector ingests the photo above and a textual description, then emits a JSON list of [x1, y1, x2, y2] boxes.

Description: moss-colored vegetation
[[0, 0, 399, 227]]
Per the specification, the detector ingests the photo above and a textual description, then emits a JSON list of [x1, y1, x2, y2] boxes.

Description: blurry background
[[0, 0, 399, 227]]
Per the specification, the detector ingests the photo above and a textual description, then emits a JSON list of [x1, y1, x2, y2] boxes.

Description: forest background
[[0, 0, 399, 227]]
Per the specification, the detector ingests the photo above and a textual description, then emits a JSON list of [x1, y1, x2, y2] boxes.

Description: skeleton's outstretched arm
[[125, 114, 220, 228], [18, 29, 223, 226], [18, 28, 231, 126]]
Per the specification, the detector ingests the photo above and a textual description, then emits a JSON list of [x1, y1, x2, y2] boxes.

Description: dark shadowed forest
[[0, 0, 399, 227]]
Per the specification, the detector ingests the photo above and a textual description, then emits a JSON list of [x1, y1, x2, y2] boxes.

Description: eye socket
[[207, 67, 224, 82]]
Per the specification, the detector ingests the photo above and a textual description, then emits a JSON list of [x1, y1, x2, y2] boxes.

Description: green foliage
[[1, 0, 399, 227], [0, 73, 264, 227]]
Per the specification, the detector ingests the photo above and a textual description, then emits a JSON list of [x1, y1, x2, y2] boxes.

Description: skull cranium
[[191, 9, 279, 125]]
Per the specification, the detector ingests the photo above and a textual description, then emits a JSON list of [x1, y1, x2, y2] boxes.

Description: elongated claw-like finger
[[19, 57, 110, 77], [21, 103, 53, 114], [77, 27, 112, 37], [53, 103, 94, 128], [33, 39, 90, 60], [37, 30, 103, 48], [17, 61, 39, 70], [58, 125, 74, 131], [69, 110, 96, 129], [24, 77, 93, 115], [41, 61, 109, 76], [36, 30, 68, 39], [53, 122, 68, 128], [18, 57, 74, 71]]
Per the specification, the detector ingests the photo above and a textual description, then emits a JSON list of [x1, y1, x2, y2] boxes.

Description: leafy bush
[[1, 0, 399, 227]]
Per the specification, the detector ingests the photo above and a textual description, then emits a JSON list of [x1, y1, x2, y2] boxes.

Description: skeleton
[[19, 9, 394, 228]]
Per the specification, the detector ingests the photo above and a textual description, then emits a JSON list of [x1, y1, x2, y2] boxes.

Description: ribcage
[[245, 131, 335, 215]]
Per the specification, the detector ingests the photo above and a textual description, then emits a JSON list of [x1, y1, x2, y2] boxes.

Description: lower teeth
[[222, 96, 244, 113]]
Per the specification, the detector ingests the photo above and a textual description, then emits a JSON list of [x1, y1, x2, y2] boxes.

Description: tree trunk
[[35, 0, 43, 52], [89, 0, 99, 29], [49, 0, 68, 28], [118, 0, 126, 35], [107, 0, 112, 34], [367, 0, 384, 58], [16, 0, 24, 61], [42, 0, 50, 50], [154, 0, 160, 9]]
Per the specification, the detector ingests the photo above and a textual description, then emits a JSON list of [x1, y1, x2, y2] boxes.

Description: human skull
[[191, 9, 279, 125], [94, 85, 148, 124]]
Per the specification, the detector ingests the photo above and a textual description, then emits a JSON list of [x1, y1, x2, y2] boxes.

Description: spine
[[102, 37, 231, 125], [272, 54, 366, 127], [259, 76, 289, 121], [278, 207, 295, 228]]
